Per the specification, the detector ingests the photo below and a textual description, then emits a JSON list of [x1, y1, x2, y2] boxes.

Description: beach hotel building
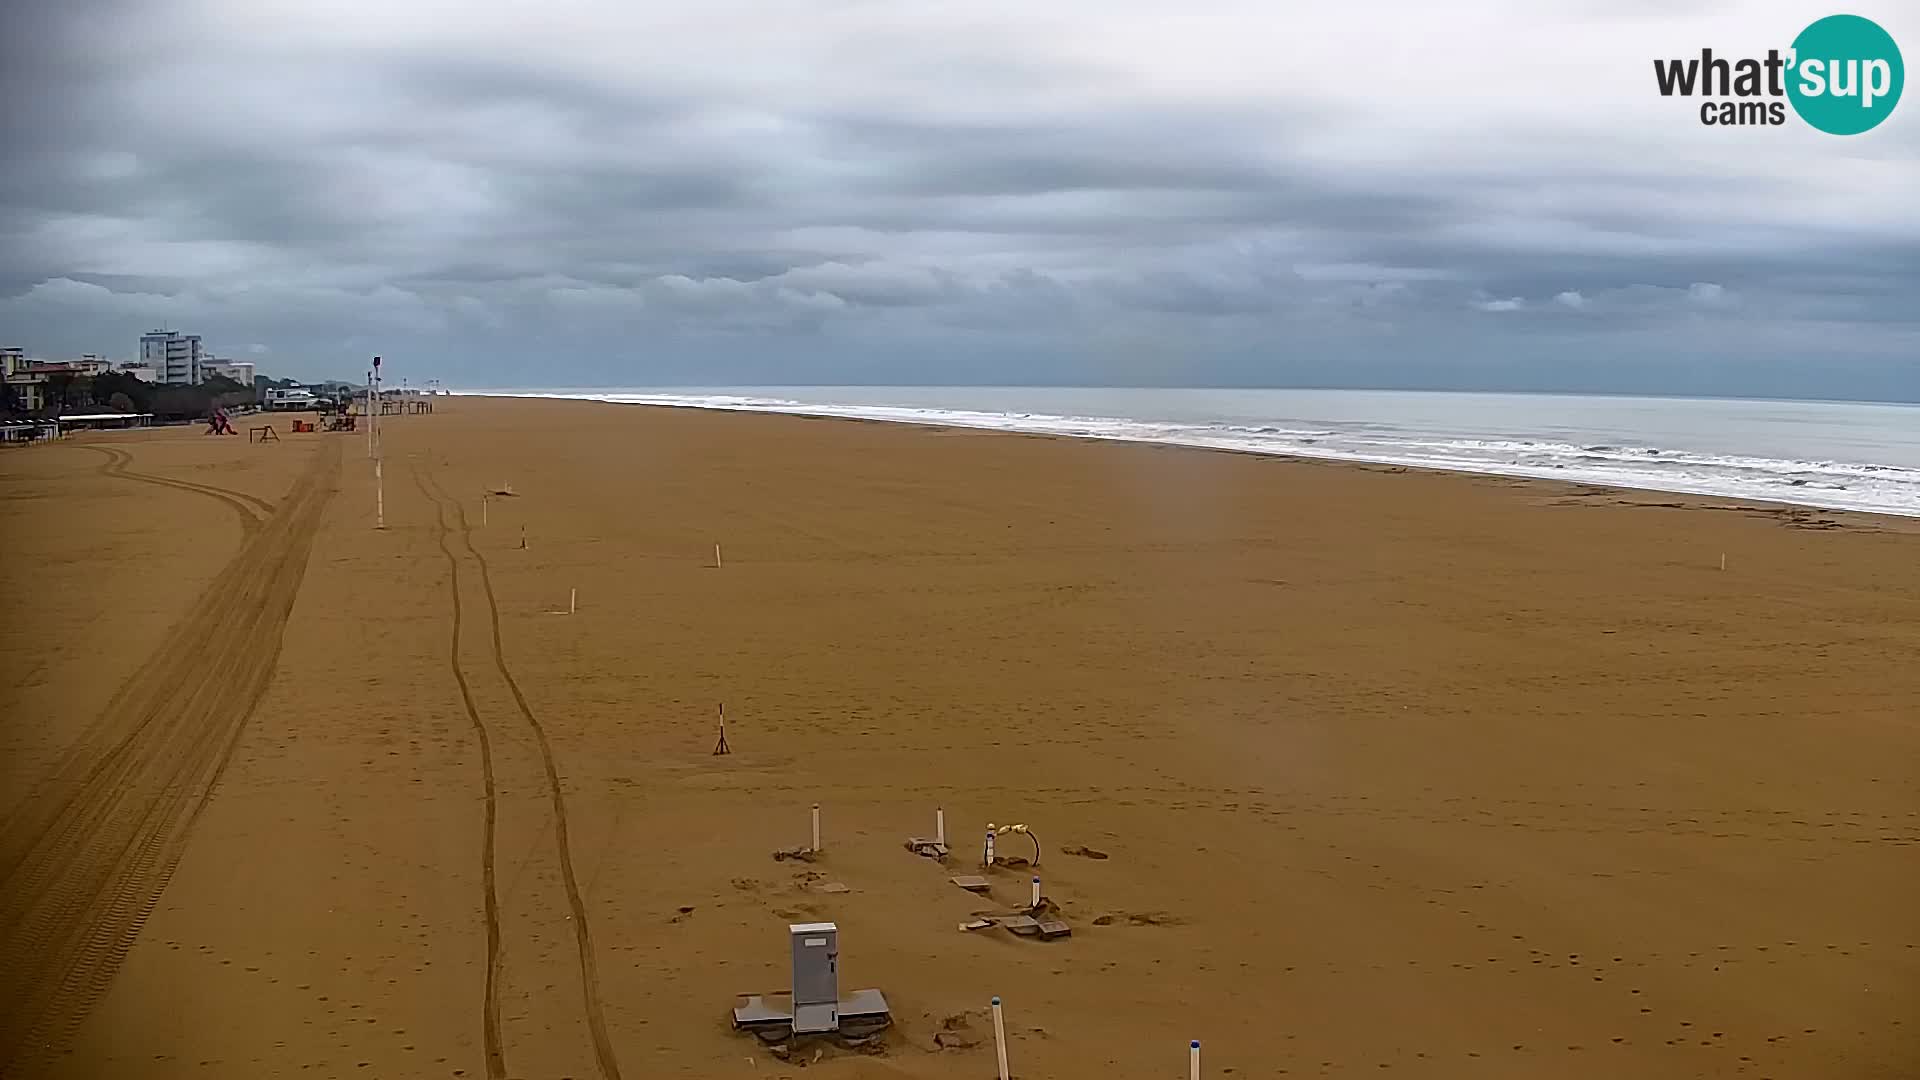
[[1, 347, 40, 411], [4, 350, 117, 412], [139, 330, 205, 385], [202, 358, 256, 386]]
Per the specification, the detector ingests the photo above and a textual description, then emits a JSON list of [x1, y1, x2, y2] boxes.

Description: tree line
[[3, 371, 259, 421]]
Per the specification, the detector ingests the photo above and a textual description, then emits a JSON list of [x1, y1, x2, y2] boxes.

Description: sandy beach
[[1, 394, 1915, 1079]]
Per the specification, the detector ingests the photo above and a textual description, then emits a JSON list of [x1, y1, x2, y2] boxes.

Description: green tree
[[43, 373, 74, 413], [90, 372, 154, 413], [108, 391, 136, 413]]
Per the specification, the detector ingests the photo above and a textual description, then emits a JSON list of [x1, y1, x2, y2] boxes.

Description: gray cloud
[[1, 0, 1916, 398]]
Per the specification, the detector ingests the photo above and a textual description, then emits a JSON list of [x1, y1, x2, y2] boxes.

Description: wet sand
[[2, 395, 1916, 1079]]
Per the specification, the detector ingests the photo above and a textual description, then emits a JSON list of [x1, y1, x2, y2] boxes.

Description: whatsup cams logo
[[1653, 13, 1903, 133]]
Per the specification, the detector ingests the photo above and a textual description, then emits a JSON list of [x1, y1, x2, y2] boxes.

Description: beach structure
[[905, 807, 948, 858], [988, 822, 1041, 865], [731, 922, 891, 1042], [376, 386, 437, 414], [0, 419, 60, 443], [53, 413, 153, 433], [264, 387, 320, 411]]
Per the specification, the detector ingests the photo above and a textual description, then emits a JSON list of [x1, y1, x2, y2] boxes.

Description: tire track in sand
[[87, 444, 277, 523], [0, 446, 275, 880], [413, 466, 509, 1080], [419, 469, 625, 1080], [0, 440, 339, 1076]]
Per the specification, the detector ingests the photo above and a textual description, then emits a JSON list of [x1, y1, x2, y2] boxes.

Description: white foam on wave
[[466, 390, 1920, 519]]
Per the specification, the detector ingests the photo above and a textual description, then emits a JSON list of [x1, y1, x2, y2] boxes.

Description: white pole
[[1029, 876, 1041, 909], [1190, 1040, 1201, 1080], [936, 807, 946, 847], [482, 494, 488, 526], [1720, 552, 1726, 571], [991, 997, 1010, 1080], [569, 587, 577, 615], [365, 372, 373, 458], [715, 542, 723, 568], [811, 804, 821, 852], [375, 457, 385, 529]]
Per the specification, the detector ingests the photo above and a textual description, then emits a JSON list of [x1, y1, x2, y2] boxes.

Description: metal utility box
[[789, 922, 840, 1034], [732, 921, 892, 1042]]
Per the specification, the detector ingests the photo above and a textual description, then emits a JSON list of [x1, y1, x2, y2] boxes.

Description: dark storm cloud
[[0, 0, 1915, 397]]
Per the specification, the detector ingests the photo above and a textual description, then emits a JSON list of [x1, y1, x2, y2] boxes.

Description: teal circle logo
[[1787, 14, 1903, 134]]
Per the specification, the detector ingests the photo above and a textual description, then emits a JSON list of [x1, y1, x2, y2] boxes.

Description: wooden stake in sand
[[569, 587, 577, 615], [811, 804, 822, 853], [1190, 1040, 1201, 1080], [714, 542, 723, 569], [482, 494, 488, 526], [936, 807, 946, 847], [1720, 552, 1727, 571], [712, 703, 731, 756], [991, 997, 1010, 1080], [374, 457, 385, 530], [519, 525, 527, 551]]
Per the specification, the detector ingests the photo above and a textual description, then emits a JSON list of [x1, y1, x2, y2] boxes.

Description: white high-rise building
[[139, 330, 204, 385], [202, 358, 256, 387]]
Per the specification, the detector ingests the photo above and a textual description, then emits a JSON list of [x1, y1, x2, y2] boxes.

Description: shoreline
[[462, 391, 1920, 528]]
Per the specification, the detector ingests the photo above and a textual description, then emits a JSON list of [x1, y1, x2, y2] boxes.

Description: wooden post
[[991, 997, 1010, 1080], [714, 542, 723, 569], [811, 804, 822, 853], [1190, 1040, 1201, 1080]]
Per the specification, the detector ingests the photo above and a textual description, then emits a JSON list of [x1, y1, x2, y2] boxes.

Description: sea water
[[464, 387, 1920, 518]]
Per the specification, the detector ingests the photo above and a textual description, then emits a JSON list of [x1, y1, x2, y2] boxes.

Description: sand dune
[[1, 396, 1914, 1078]]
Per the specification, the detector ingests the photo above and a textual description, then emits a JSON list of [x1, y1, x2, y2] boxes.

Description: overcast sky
[[3, 0, 1916, 397]]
